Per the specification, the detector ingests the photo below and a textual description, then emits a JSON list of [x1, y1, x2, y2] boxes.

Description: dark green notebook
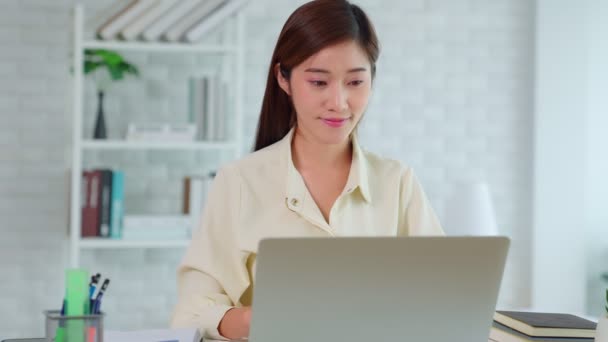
[[493, 311, 596, 338], [491, 321, 594, 341]]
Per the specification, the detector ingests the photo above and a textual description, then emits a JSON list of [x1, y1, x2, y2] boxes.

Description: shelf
[[82, 40, 239, 54], [69, 4, 245, 267], [81, 140, 237, 151], [79, 238, 190, 249]]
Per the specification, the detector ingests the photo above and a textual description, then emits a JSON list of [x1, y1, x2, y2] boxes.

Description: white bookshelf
[[81, 140, 238, 151], [79, 238, 191, 249], [68, 4, 246, 267], [82, 40, 239, 53]]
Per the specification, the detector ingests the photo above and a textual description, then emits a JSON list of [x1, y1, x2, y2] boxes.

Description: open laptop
[[249, 236, 509, 342]]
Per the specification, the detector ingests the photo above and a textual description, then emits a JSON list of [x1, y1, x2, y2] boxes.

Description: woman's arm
[[170, 166, 251, 340], [171, 269, 236, 340]]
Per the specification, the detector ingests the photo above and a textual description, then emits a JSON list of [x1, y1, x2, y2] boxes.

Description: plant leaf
[[82, 49, 139, 83], [84, 61, 103, 74], [107, 65, 124, 81], [117, 61, 139, 77], [123, 62, 139, 76], [93, 50, 123, 66]]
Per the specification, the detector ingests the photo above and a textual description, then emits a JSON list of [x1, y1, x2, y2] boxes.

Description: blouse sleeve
[[170, 166, 250, 340], [397, 167, 445, 236]]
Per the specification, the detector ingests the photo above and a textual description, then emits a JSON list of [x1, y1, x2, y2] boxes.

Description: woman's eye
[[349, 80, 364, 86], [310, 80, 327, 87]]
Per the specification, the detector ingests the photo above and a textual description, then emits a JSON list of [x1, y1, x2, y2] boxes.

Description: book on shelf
[[189, 75, 229, 141], [184, 0, 249, 42], [81, 170, 100, 237], [80, 168, 217, 242], [97, 0, 157, 40], [110, 171, 124, 239], [190, 76, 205, 140], [95, 0, 247, 43], [163, 0, 226, 42], [489, 321, 594, 342], [183, 172, 215, 230], [216, 81, 230, 141], [141, 0, 201, 41], [81, 169, 125, 239], [119, 0, 180, 41], [98, 169, 113, 238], [205, 74, 217, 140], [493, 311, 597, 339]]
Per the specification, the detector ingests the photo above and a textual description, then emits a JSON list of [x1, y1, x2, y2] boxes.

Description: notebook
[[493, 311, 597, 338], [104, 328, 200, 342]]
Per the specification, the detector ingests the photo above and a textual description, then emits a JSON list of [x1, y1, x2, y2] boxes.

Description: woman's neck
[[291, 127, 352, 171]]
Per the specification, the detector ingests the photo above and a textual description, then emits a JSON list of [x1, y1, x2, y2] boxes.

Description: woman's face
[[277, 40, 373, 146]]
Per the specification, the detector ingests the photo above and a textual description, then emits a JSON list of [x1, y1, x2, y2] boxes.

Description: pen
[[92, 278, 110, 314], [89, 273, 101, 310], [89, 273, 101, 296]]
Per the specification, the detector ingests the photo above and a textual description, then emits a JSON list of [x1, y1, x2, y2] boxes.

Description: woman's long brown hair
[[253, 0, 380, 151]]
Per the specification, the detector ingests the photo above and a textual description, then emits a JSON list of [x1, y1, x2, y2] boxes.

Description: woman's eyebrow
[[304, 67, 367, 74]]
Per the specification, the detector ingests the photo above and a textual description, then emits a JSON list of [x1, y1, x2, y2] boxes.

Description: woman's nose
[[327, 84, 348, 113]]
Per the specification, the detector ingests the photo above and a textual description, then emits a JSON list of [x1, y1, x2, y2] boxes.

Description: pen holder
[[44, 310, 104, 342]]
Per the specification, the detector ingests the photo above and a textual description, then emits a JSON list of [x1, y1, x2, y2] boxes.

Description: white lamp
[[443, 182, 499, 236]]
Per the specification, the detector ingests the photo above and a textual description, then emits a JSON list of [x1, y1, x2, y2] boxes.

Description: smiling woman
[[254, 0, 378, 151], [276, 40, 372, 146], [170, 1, 444, 341]]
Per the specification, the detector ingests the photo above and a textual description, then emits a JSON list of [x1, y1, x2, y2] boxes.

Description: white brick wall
[[0, 0, 534, 338]]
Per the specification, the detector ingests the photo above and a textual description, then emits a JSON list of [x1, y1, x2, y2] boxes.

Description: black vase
[[93, 90, 107, 139]]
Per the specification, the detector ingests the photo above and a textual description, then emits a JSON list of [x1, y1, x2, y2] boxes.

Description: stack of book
[[96, 0, 248, 42], [81, 169, 124, 239], [489, 311, 597, 342], [122, 215, 192, 240]]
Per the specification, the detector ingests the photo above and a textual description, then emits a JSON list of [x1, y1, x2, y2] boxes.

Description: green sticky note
[[65, 269, 88, 315], [65, 269, 89, 342], [54, 326, 65, 342]]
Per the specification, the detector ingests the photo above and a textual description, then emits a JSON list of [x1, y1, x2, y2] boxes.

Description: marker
[[87, 274, 101, 342], [88, 326, 97, 342]]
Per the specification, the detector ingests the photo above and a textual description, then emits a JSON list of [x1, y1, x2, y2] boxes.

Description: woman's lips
[[321, 117, 349, 128]]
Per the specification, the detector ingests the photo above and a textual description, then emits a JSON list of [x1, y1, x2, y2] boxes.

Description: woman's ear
[[275, 63, 291, 96]]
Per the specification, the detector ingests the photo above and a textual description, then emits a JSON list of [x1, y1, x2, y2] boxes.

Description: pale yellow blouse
[[170, 128, 444, 340]]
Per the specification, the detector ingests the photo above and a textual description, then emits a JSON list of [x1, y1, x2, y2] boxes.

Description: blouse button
[[290, 198, 299, 206]]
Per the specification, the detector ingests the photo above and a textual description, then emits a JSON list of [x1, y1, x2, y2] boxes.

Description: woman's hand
[[218, 306, 252, 340]]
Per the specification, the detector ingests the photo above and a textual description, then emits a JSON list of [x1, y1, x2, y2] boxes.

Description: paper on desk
[[104, 327, 201, 342]]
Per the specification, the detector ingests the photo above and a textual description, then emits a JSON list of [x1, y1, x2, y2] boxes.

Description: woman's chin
[[316, 129, 353, 146]]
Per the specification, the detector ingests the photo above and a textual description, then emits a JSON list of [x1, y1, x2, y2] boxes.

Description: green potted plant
[[597, 288, 608, 341], [84, 49, 139, 139]]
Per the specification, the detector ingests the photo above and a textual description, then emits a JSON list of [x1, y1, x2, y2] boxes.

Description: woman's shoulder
[[360, 148, 413, 178], [217, 140, 285, 178]]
